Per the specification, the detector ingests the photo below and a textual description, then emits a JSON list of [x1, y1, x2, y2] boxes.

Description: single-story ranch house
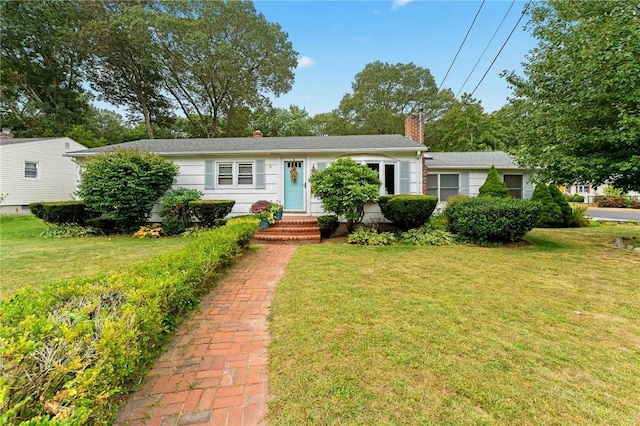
[[67, 131, 429, 221], [0, 134, 86, 215]]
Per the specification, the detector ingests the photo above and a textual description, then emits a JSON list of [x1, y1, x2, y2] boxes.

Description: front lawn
[[268, 225, 640, 425], [0, 215, 189, 299]]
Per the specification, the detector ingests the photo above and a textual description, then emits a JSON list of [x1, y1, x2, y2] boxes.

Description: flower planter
[[274, 209, 283, 221], [259, 218, 271, 229]]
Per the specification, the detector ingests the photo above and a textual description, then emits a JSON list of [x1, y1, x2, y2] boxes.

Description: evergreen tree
[[478, 165, 510, 198], [548, 184, 573, 227], [530, 183, 562, 227]]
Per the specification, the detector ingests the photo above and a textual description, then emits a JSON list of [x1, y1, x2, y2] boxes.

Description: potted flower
[[270, 200, 284, 221], [251, 200, 276, 228]]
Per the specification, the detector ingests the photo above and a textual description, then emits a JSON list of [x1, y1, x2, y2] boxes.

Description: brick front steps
[[254, 215, 321, 244]]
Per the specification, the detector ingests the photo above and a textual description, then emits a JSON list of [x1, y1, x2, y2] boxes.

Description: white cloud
[[391, 0, 413, 11], [297, 56, 314, 69]]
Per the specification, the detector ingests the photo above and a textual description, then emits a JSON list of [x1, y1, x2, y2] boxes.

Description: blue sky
[[253, 0, 537, 115]]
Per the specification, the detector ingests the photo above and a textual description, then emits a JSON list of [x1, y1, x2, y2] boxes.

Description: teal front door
[[284, 160, 304, 211]]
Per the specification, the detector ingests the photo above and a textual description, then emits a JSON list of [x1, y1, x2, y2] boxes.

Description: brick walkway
[[114, 244, 298, 426]]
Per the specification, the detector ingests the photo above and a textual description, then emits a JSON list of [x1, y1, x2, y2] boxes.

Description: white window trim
[[427, 173, 460, 201], [365, 160, 398, 195], [215, 161, 255, 188], [24, 161, 39, 180]]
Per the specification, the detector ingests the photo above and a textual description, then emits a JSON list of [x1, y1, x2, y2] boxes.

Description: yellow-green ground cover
[[269, 225, 640, 425], [0, 215, 189, 298]]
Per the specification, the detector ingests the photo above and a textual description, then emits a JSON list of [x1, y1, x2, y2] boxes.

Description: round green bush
[[190, 200, 236, 227], [530, 183, 563, 227], [317, 215, 339, 238], [549, 184, 573, 227], [478, 165, 510, 198], [572, 194, 585, 203], [29, 201, 100, 225], [445, 197, 540, 244], [378, 195, 438, 231]]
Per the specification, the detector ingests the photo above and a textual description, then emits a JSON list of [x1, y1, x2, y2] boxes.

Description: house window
[[24, 161, 39, 179], [216, 161, 253, 187], [366, 161, 396, 195], [427, 173, 459, 201], [504, 175, 523, 199], [577, 185, 591, 193]]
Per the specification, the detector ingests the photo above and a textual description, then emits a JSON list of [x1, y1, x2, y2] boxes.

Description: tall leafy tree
[[250, 105, 316, 137], [336, 61, 453, 135], [81, 1, 172, 139], [505, 0, 640, 191], [0, 0, 90, 136], [152, 0, 298, 138], [425, 94, 508, 152]]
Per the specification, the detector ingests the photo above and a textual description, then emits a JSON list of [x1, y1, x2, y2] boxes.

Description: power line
[[456, 0, 516, 97], [438, 0, 486, 91], [470, 2, 529, 97]]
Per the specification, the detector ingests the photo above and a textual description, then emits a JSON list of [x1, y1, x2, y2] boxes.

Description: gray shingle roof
[[67, 134, 426, 157], [425, 151, 528, 170], [0, 137, 61, 146]]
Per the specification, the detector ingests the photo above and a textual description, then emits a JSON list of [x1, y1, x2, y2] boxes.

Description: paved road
[[587, 207, 640, 222]]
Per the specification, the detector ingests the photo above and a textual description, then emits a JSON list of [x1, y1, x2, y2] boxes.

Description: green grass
[[0, 215, 189, 298], [268, 225, 640, 425]]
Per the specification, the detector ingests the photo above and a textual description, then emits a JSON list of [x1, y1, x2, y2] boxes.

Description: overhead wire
[[470, 1, 530, 97], [455, 0, 516, 97], [438, 0, 486, 91]]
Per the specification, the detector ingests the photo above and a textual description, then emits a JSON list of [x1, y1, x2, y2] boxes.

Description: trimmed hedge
[[478, 165, 510, 198], [445, 197, 540, 244], [29, 201, 99, 226], [549, 184, 573, 227], [0, 217, 257, 424], [530, 183, 563, 227], [190, 200, 236, 227], [595, 196, 628, 208], [317, 215, 339, 238], [378, 195, 438, 231]]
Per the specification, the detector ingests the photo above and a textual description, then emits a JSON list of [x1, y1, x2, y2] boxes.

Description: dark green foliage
[[160, 188, 202, 235], [378, 195, 438, 231], [445, 197, 540, 244], [190, 200, 236, 227], [28, 201, 99, 225], [478, 165, 510, 198], [214, 218, 228, 227], [595, 196, 628, 208], [549, 184, 573, 227], [572, 194, 585, 203], [77, 149, 179, 232], [85, 216, 119, 235], [317, 215, 339, 238], [530, 183, 563, 227], [0, 217, 257, 424], [399, 225, 456, 246], [40, 223, 102, 238]]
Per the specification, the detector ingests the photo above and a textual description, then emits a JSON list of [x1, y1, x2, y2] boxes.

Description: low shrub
[[0, 217, 257, 424], [549, 184, 574, 227], [41, 224, 103, 238], [85, 216, 119, 235], [378, 195, 438, 231], [160, 188, 203, 235], [572, 205, 590, 227], [631, 199, 640, 209], [29, 201, 99, 225], [445, 197, 540, 244], [572, 194, 585, 203], [133, 223, 164, 238], [317, 215, 339, 238], [428, 213, 450, 232], [190, 200, 236, 227], [347, 226, 395, 246], [399, 225, 456, 246], [214, 218, 228, 227], [595, 196, 627, 208]]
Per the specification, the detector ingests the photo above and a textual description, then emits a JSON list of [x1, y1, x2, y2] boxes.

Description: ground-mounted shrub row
[[595, 195, 640, 209], [0, 217, 257, 425], [378, 195, 438, 231], [445, 197, 541, 244], [189, 200, 236, 227], [29, 201, 100, 226], [317, 215, 339, 238]]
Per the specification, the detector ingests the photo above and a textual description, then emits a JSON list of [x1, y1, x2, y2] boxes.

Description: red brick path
[[114, 244, 297, 426]]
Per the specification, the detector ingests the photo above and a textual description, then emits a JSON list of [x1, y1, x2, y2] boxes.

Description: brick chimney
[[253, 130, 263, 138], [404, 113, 422, 143], [0, 128, 13, 139]]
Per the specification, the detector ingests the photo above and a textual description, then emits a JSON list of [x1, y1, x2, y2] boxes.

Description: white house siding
[[0, 137, 86, 215], [159, 152, 423, 222]]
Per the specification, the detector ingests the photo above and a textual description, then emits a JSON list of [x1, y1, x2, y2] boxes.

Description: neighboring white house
[[563, 184, 639, 203], [0, 136, 86, 215], [66, 132, 428, 222], [424, 151, 537, 208]]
